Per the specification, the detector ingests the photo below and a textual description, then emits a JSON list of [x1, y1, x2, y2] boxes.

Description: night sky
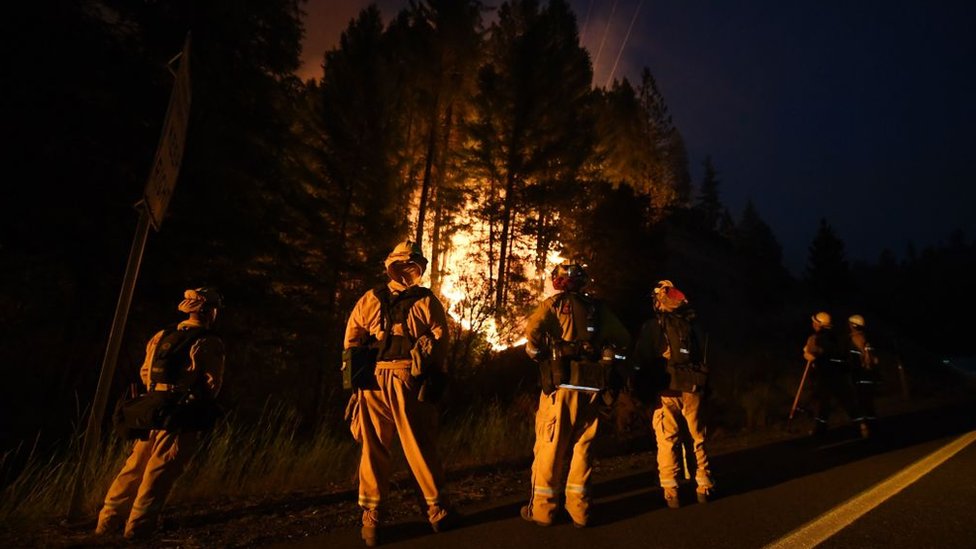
[[299, 1, 976, 273]]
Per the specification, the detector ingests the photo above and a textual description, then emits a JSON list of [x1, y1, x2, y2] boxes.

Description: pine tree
[[717, 207, 736, 240], [805, 218, 850, 300], [396, 0, 484, 293], [465, 0, 593, 314], [735, 200, 782, 265], [589, 70, 688, 222], [694, 156, 722, 232], [637, 69, 691, 210]]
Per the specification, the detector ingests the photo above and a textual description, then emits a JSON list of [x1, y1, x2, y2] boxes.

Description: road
[[280, 402, 976, 548]]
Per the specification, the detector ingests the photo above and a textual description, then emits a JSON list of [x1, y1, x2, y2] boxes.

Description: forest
[[2, 0, 974, 523]]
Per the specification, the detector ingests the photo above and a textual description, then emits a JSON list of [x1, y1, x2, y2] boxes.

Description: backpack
[[542, 292, 615, 394], [149, 326, 210, 387], [659, 310, 708, 393], [343, 285, 433, 391], [113, 326, 220, 438], [373, 285, 433, 361]]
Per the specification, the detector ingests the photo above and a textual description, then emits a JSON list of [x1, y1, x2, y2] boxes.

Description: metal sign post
[[67, 35, 192, 520]]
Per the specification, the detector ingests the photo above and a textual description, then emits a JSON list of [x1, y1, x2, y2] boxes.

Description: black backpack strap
[[372, 285, 392, 333]]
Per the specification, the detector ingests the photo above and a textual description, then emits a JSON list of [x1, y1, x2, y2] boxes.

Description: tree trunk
[[536, 207, 549, 294], [488, 177, 497, 296], [414, 97, 441, 245], [429, 104, 453, 294], [495, 170, 517, 310], [430, 185, 443, 294]]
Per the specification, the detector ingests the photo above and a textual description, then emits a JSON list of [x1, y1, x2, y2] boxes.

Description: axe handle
[[789, 361, 813, 421]]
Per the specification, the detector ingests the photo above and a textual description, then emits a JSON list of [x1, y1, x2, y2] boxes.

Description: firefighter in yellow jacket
[[95, 287, 225, 539], [521, 262, 631, 528], [343, 241, 454, 547]]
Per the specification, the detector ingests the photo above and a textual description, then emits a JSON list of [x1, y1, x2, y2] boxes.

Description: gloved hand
[[343, 393, 359, 422], [411, 334, 435, 377], [344, 393, 363, 443], [414, 334, 434, 357], [526, 344, 548, 362]]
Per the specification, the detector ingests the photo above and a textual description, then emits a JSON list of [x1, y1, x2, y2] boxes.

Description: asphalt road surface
[[281, 402, 976, 548]]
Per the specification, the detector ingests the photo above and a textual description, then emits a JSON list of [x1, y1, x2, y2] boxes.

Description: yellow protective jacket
[[139, 319, 225, 396], [849, 329, 878, 370], [344, 280, 449, 371], [525, 291, 631, 362]]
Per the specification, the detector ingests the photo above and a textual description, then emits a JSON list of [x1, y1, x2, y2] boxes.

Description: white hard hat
[[848, 314, 865, 328]]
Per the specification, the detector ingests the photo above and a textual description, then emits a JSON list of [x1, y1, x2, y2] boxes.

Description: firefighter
[[634, 280, 714, 508], [343, 241, 454, 547], [95, 287, 225, 539], [522, 262, 631, 528], [847, 314, 879, 438], [802, 311, 857, 437]]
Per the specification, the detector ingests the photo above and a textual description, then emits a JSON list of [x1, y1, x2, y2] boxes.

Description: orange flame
[[419, 201, 565, 351]]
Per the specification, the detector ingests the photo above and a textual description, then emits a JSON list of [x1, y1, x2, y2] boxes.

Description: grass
[[2, 373, 957, 532], [438, 400, 535, 470], [0, 398, 535, 530]]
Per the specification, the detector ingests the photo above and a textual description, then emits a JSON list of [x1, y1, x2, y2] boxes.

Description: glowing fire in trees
[[419, 203, 566, 351]]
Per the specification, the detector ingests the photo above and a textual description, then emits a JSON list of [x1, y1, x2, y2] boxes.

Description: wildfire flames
[[419, 201, 565, 351]]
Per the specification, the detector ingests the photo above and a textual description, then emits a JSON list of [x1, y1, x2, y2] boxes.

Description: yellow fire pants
[[96, 429, 199, 537], [355, 366, 448, 526], [527, 388, 601, 525], [653, 392, 713, 489]]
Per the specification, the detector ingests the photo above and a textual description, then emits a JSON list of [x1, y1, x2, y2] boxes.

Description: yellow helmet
[[811, 311, 832, 328], [848, 314, 865, 328], [384, 241, 428, 270]]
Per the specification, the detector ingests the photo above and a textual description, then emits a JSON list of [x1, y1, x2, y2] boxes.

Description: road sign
[[144, 35, 192, 231]]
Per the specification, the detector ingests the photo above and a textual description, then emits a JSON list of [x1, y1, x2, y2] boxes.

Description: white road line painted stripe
[[765, 430, 976, 549]]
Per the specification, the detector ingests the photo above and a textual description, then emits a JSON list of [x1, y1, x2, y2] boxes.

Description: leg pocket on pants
[[346, 395, 363, 444], [544, 417, 557, 443], [652, 408, 665, 432]]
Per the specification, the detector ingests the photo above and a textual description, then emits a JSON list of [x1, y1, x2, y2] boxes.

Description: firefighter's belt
[[376, 360, 412, 370]]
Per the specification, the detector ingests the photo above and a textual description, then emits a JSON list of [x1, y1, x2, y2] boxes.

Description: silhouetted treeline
[[1, 0, 969, 457], [854, 231, 976, 357]]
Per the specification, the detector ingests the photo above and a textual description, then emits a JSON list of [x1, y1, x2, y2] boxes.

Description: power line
[[592, 0, 619, 81], [606, 0, 644, 88]]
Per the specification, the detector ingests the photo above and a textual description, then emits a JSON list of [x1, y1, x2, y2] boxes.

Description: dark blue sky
[[573, 0, 976, 272], [303, 1, 976, 273]]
